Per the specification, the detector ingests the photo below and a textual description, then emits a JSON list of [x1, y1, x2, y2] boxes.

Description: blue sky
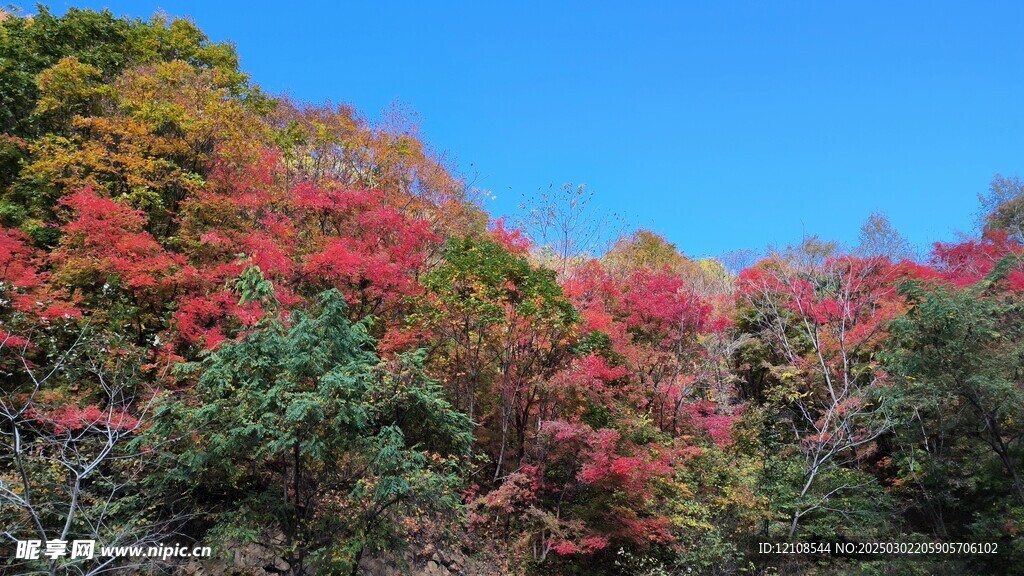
[[42, 1, 1024, 258]]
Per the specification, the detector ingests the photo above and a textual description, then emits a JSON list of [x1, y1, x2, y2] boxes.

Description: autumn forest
[[1, 7, 1023, 576]]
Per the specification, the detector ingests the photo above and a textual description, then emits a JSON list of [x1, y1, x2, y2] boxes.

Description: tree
[[418, 237, 577, 481], [616, 268, 716, 435], [883, 257, 1024, 572], [738, 254, 900, 539], [856, 212, 915, 261], [604, 230, 690, 275], [0, 7, 256, 237], [157, 282, 471, 575], [0, 276, 179, 576], [0, 6, 247, 137], [15, 60, 266, 241], [980, 174, 1024, 242], [467, 419, 675, 568], [518, 184, 617, 278], [269, 100, 485, 237], [890, 258, 1024, 505]]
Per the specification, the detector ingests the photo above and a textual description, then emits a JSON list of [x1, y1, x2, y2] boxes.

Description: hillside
[[1, 8, 1023, 576]]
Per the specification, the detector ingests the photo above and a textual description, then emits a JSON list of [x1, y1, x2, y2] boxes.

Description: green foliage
[[423, 236, 577, 327], [1, 6, 129, 135], [0, 6, 249, 135], [154, 286, 472, 574], [0, 4, 265, 240], [886, 267, 1024, 573], [980, 174, 1024, 241]]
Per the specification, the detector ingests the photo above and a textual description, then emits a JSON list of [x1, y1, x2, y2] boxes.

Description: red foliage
[[301, 187, 436, 314], [504, 419, 679, 554], [683, 400, 738, 447], [0, 226, 79, 355], [549, 534, 610, 556], [54, 188, 184, 296], [0, 225, 78, 322], [547, 354, 629, 411], [577, 428, 670, 494], [0, 226, 46, 306], [738, 256, 905, 355], [931, 230, 1024, 288], [165, 149, 441, 350], [618, 269, 711, 347], [174, 290, 252, 348], [488, 217, 531, 256], [35, 404, 140, 434]]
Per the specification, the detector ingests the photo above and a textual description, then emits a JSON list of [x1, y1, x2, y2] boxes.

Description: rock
[[422, 559, 453, 576], [269, 556, 290, 573], [360, 557, 385, 576]]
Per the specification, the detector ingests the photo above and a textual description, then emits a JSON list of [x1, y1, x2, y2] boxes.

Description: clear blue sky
[[42, 1, 1024, 258]]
